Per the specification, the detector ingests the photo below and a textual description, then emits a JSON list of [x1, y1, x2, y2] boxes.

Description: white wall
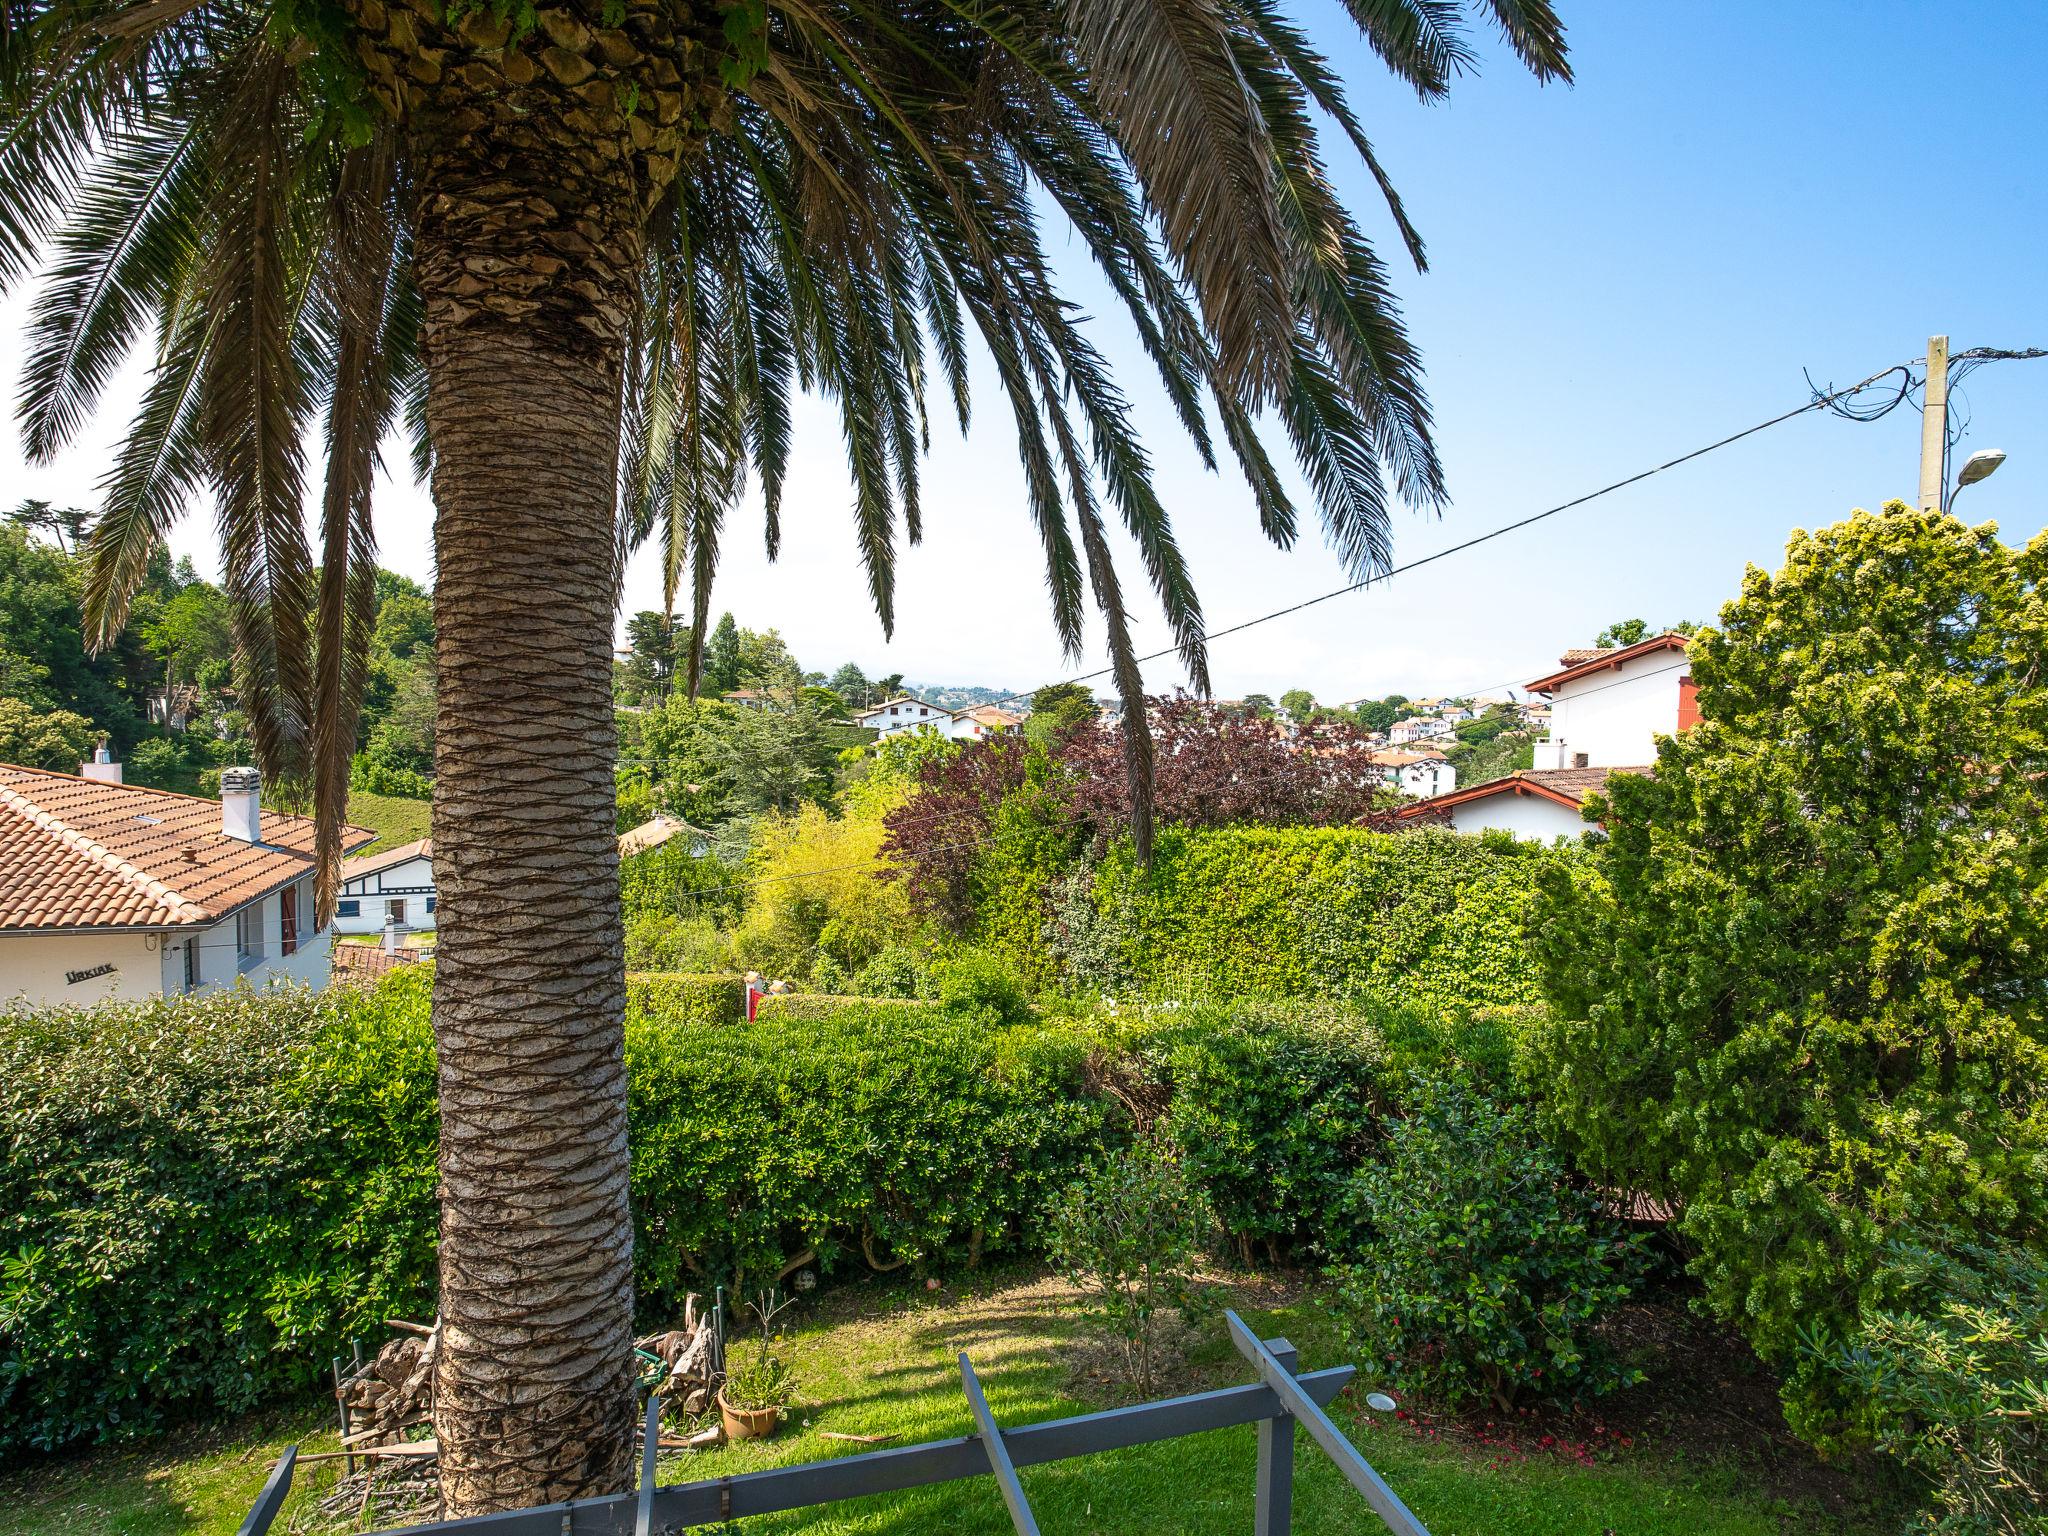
[[1449, 792, 1592, 844], [336, 854, 437, 934], [1532, 659, 1685, 769], [0, 886, 337, 1008], [0, 931, 163, 1006]]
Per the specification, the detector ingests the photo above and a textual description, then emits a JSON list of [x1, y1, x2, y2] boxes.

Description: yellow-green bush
[[752, 992, 937, 1023]]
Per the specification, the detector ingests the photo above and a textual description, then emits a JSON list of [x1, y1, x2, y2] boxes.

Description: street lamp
[[1948, 448, 2007, 509]]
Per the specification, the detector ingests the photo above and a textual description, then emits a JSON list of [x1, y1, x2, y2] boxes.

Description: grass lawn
[[0, 1270, 1901, 1536], [343, 791, 431, 856]]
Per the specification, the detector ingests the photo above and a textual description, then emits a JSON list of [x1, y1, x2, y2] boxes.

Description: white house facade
[[1528, 634, 1695, 770], [1389, 716, 1453, 745], [854, 694, 962, 739], [1394, 635, 1693, 842], [0, 761, 373, 1007], [335, 838, 436, 935], [1370, 749, 1455, 800]]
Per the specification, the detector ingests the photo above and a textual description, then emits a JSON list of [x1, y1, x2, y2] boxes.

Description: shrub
[[0, 983, 437, 1455], [1818, 1239, 2046, 1534], [1327, 1073, 1649, 1411], [349, 752, 433, 799], [1530, 508, 2048, 1434], [849, 943, 927, 998], [750, 993, 936, 1023], [1139, 1004, 1385, 1259], [1085, 826, 1552, 1011], [625, 1004, 1113, 1295], [928, 949, 1034, 1024], [626, 971, 745, 1027], [1048, 1143, 1212, 1393], [624, 910, 734, 973]]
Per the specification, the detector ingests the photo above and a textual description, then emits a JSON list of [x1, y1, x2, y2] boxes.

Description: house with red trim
[[1393, 633, 1695, 842]]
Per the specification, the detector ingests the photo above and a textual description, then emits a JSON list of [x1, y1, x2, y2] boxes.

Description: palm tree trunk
[[398, 9, 656, 1511]]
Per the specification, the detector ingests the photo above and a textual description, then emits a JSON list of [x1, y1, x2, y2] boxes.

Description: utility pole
[[1918, 334, 1949, 511]]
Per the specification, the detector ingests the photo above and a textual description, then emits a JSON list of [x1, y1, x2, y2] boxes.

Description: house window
[[280, 882, 300, 956], [183, 939, 199, 992], [425, 896, 437, 916], [236, 905, 264, 970], [338, 899, 360, 918], [388, 898, 408, 926]]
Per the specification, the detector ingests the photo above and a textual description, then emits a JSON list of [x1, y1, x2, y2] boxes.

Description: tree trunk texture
[[344, 0, 716, 1516]]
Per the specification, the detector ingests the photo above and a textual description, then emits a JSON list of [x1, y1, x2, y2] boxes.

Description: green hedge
[[0, 976, 1498, 1455], [1083, 825, 1555, 1011], [0, 983, 437, 1456], [626, 971, 745, 1026], [752, 992, 937, 1022]]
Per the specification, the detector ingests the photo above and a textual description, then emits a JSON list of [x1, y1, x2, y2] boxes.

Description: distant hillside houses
[[852, 694, 1022, 743]]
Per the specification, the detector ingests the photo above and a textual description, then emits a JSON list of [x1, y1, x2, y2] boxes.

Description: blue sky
[[4, 0, 2044, 702]]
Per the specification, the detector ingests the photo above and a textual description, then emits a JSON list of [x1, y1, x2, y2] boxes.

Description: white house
[[1369, 748, 1455, 800], [335, 815, 711, 938], [1389, 716, 1453, 745], [335, 837, 436, 935], [1395, 634, 1694, 842], [1528, 633, 1695, 770], [0, 761, 374, 1007], [853, 694, 961, 739]]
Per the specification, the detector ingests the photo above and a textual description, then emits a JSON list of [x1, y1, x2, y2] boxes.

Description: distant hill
[[904, 682, 1028, 711]]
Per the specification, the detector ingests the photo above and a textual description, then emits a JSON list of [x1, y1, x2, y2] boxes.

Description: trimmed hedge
[[1083, 825, 1555, 1012], [626, 971, 745, 1026], [0, 976, 1501, 1455], [0, 984, 437, 1456], [752, 992, 937, 1023]]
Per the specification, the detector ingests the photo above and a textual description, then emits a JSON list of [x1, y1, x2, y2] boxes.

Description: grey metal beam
[[634, 1392, 661, 1536], [958, 1354, 1040, 1536], [1254, 1340, 1298, 1536], [235, 1446, 297, 1536], [1225, 1310, 1429, 1536], [355, 1355, 1358, 1535]]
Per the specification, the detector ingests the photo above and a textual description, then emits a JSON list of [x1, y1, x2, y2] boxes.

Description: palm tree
[[2, 0, 1567, 1513]]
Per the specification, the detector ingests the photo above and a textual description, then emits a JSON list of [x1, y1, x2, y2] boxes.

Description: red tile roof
[[1392, 765, 1649, 820], [1525, 634, 1691, 696], [331, 942, 427, 985], [0, 763, 374, 933]]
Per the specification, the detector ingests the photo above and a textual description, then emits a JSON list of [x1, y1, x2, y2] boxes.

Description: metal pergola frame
[[237, 1310, 1428, 1536]]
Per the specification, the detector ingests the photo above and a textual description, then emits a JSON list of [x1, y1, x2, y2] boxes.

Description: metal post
[[635, 1390, 662, 1536], [1226, 1311, 1429, 1536], [958, 1354, 1040, 1536], [332, 1357, 354, 1478], [1254, 1340, 1299, 1536], [234, 1447, 298, 1536]]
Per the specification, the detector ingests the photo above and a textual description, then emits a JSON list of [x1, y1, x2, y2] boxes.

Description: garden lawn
[[343, 791, 432, 856], [1, 1271, 1897, 1536]]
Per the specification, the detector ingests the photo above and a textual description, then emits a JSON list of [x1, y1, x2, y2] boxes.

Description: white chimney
[[79, 741, 122, 784], [220, 766, 262, 842]]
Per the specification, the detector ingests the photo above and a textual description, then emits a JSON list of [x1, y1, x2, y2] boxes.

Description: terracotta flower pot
[[718, 1389, 783, 1441]]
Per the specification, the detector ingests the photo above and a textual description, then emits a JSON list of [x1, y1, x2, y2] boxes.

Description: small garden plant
[[722, 1290, 800, 1414], [1327, 1073, 1650, 1412], [1048, 1141, 1213, 1394]]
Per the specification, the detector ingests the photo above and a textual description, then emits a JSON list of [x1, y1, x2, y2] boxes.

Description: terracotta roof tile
[[0, 763, 374, 932]]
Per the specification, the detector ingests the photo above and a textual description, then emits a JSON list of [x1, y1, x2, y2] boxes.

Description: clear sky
[[5, 1, 2045, 704]]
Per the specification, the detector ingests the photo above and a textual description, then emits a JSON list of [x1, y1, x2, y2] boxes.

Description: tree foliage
[[1531, 506, 2048, 1428]]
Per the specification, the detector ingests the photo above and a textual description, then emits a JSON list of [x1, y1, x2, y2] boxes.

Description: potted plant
[[718, 1290, 798, 1440]]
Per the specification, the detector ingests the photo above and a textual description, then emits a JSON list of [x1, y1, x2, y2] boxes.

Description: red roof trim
[[1394, 775, 1592, 819], [1524, 633, 1690, 695]]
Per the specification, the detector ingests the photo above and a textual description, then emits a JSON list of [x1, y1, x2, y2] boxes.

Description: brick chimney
[[220, 766, 262, 843]]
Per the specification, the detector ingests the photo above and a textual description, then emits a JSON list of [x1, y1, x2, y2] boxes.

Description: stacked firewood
[[638, 1293, 720, 1418], [338, 1319, 439, 1451]]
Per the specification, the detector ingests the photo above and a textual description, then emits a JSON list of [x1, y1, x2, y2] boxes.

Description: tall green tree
[[1531, 506, 2048, 1433], [619, 609, 682, 704], [702, 612, 743, 695], [1279, 687, 1316, 720], [4, 0, 1568, 1509]]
